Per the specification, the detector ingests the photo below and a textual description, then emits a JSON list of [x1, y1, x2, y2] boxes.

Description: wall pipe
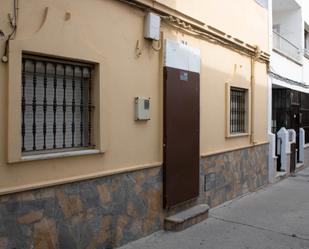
[[250, 46, 261, 144]]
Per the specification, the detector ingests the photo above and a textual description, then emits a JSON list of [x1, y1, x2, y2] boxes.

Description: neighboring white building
[[268, 0, 309, 182]]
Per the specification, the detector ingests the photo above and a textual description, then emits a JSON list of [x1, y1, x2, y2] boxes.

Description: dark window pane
[[230, 87, 246, 134]]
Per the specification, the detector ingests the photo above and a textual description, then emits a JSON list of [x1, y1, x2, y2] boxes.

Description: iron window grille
[[21, 54, 94, 155], [230, 87, 247, 134]]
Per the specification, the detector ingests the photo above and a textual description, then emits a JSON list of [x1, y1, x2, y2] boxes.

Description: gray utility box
[[135, 97, 150, 121]]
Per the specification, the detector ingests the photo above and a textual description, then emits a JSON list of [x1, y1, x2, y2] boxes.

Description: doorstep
[[164, 204, 209, 232]]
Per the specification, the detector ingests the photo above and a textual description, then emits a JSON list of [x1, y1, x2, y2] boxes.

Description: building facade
[[0, 0, 269, 248], [268, 0, 309, 182]]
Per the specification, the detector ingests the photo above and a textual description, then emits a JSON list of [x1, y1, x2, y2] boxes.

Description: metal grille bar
[[32, 61, 37, 151], [43, 62, 47, 150], [53, 63, 57, 149], [21, 55, 94, 154], [80, 67, 84, 147], [62, 65, 67, 148], [88, 69, 92, 146], [230, 87, 246, 134], [21, 58, 26, 152], [72, 67, 76, 147]]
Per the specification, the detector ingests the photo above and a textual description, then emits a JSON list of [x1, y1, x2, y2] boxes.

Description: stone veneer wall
[[200, 143, 269, 207], [0, 167, 164, 249], [0, 143, 268, 249]]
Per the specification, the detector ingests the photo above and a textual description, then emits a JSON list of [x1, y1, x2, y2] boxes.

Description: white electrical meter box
[[144, 12, 161, 41], [135, 97, 150, 121]]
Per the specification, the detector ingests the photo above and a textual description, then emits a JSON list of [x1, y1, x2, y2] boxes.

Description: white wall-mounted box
[[144, 12, 161, 41], [135, 97, 150, 121]]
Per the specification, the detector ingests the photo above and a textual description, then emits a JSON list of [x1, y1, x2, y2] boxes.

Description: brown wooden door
[[163, 66, 200, 208]]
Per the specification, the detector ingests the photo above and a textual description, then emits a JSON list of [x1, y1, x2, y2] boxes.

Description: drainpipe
[[250, 46, 260, 145]]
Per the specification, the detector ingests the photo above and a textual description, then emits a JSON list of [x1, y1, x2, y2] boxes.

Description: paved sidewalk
[[119, 167, 309, 249]]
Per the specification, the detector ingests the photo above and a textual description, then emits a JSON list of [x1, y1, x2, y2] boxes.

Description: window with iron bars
[[230, 87, 247, 134], [21, 54, 94, 155]]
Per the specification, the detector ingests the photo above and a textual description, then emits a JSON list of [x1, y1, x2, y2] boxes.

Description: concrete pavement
[[119, 167, 309, 249]]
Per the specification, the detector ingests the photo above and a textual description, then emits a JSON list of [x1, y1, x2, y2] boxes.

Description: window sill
[[21, 149, 102, 162], [226, 133, 249, 138]]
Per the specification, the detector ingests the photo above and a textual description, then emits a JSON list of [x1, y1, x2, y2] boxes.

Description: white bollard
[[277, 127, 289, 172]]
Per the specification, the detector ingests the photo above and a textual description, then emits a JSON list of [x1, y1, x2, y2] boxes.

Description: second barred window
[[230, 87, 247, 134]]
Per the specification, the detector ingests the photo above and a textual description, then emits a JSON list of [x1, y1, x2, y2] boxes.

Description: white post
[[277, 127, 289, 172], [299, 128, 305, 163], [268, 132, 276, 183], [287, 129, 296, 145]]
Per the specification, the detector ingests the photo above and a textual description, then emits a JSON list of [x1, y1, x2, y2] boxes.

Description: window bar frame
[[32, 60, 37, 151], [43, 62, 48, 150], [234, 90, 236, 132], [231, 89, 235, 133], [21, 54, 95, 154], [53, 63, 57, 149], [62, 64, 67, 148], [21, 59, 26, 152], [236, 91, 239, 132], [230, 90, 233, 133], [230, 88, 246, 134], [240, 91, 242, 132], [235, 91, 237, 132], [242, 91, 245, 132], [88, 68, 92, 146], [71, 66, 76, 147], [234, 90, 236, 133], [237, 92, 239, 132], [236, 91, 241, 133], [80, 67, 84, 147]]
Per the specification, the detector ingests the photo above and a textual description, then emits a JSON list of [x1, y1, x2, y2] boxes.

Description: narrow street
[[120, 167, 309, 249]]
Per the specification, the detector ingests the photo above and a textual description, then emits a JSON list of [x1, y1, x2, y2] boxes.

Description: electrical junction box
[[135, 97, 150, 121], [144, 12, 161, 41]]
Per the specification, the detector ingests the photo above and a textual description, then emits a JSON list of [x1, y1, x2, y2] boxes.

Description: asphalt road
[[119, 167, 309, 249]]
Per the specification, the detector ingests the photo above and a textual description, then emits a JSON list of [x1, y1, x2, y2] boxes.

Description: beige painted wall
[[156, 0, 269, 52], [0, 0, 269, 193]]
